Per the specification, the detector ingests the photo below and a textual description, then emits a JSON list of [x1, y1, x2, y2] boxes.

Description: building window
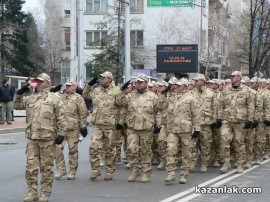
[[86, 31, 108, 46], [64, 10, 70, 17], [131, 30, 143, 47], [64, 28, 71, 50], [130, 0, 144, 13], [86, 0, 108, 12], [61, 61, 70, 83]]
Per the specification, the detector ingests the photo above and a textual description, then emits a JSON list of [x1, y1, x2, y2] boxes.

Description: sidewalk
[[0, 117, 26, 134]]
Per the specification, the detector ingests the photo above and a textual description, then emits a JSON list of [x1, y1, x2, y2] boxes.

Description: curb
[[0, 128, 25, 134]]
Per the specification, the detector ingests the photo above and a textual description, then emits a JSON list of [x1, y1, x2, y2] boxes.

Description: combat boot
[[128, 170, 141, 182], [38, 194, 48, 202], [220, 163, 231, 174], [67, 173, 75, 180], [263, 154, 269, 160], [236, 166, 243, 174], [152, 158, 159, 165], [189, 161, 196, 172], [90, 170, 101, 181], [125, 163, 131, 169], [141, 172, 150, 183], [23, 194, 39, 202], [104, 173, 113, 181], [213, 161, 221, 168], [244, 163, 251, 169], [54, 170, 67, 180], [200, 164, 208, 173], [158, 161, 166, 170], [179, 176, 187, 184], [164, 175, 175, 183]]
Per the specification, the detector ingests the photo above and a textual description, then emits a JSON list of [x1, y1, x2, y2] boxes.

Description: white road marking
[[0, 127, 24, 131], [177, 158, 270, 202], [0, 132, 25, 136]]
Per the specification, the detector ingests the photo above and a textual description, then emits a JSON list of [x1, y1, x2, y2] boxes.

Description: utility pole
[[124, 0, 131, 82], [76, 0, 84, 86]]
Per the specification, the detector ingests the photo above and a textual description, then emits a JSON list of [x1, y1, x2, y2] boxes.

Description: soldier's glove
[[54, 136, 64, 145], [210, 122, 217, 129], [76, 86, 83, 95], [216, 119, 222, 128], [50, 84, 62, 93], [153, 126, 161, 134], [161, 84, 172, 95], [244, 121, 253, 129], [192, 131, 200, 139], [123, 123, 128, 129], [121, 80, 131, 91], [80, 128, 88, 138], [16, 84, 30, 95], [252, 120, 259, 128], [88, 77, 98, 86], [116, 124, 123, 130], [264, 120, 270, 126]]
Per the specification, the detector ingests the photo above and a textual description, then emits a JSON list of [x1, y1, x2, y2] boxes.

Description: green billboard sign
[[147, 0, 194, 7]]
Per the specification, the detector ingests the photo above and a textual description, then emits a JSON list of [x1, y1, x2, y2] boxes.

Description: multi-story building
[[57, 0, 251, 81]]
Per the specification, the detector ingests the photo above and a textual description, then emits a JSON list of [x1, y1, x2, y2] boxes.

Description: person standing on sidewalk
[[55, 79, 88, 180], [13, 73, 67, 202], [0, 78, 14, 124]]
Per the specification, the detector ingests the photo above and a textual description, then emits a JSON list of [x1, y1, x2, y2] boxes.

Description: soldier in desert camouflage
[[14, 73, 67, 202], [124, 73, 163, 183], [165, 78, 200, 184], [55, 80, 88, 180], [219, 71, 255, 174], [82, 71, 126, 181]]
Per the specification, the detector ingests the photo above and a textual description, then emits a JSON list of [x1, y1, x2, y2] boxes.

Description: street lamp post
[[124, 0, 131, 82]]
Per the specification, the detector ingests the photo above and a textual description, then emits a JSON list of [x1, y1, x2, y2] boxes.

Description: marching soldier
[[165, 79, 200, 184], [125, 73, 162, 183], [55, 80, 88, 180], [219, 71, 254, 174], [82, 71, 126, 181], [14, 73, 67, 202]]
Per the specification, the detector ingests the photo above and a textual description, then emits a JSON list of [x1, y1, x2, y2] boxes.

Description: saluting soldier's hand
[[161, 84, 172, 95], [16, 84, 30, 95], [88, 77, 98, 86], [54, 136, 64, 144], [50, 84, 62, 93], [153, 126, 161, 134], [120, 80, 131, 91]]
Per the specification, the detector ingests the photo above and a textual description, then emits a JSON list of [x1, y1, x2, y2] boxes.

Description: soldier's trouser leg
[[211, 128, 221, 163], [200, 125, 213, 166], [180, 132, 192, 177], [127, 129, 153, 174], [152, 133, 160, 163], [115, 130, 122, 161], [220, 122, 234, 165], [254, 123, 266, 161], [103, 128, 117, 174], [25, 139, 40, 196], [158, 126, 167, 163], [245, 128, 255, 164], [166, 133, 179, 177], [90, 125, 116, 173], [66, 131, 79, 175], [190, 138, 198, 167], [39, 140, 55, 197], [265, 126, 270, 155], [233, 123, 246, 167], [55, 138, 67, 173]]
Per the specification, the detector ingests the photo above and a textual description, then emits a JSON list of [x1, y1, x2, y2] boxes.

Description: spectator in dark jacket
[[0, 78, 14, 124]]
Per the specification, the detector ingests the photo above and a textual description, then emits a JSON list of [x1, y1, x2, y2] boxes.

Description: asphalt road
[[1, 130, 270, 202]]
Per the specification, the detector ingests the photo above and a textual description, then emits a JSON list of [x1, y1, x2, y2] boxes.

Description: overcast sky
[[22, 0, 40, 12]]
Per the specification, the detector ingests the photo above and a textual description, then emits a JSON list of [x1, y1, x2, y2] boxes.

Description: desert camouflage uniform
[[211, 88, 223, 165], [264, 88, 270, 157], [13, 88, 66, 197], [254, 88, 270, 162], [82, 83, 126, 175], [125, 89, 162, 178], [219, 84, 254, 171], [244, 87, 256, 166], [55, 92, 87, 176], [191, 86, 215, 170], [166, 90, 200, 179]]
